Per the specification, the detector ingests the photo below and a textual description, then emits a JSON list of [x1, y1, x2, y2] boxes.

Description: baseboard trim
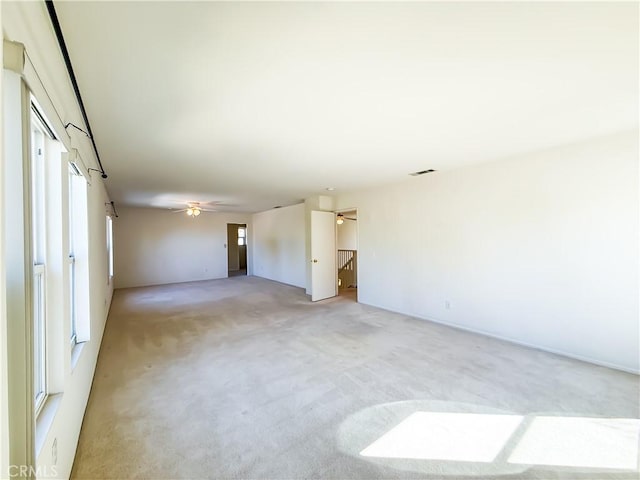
[[360, 300, 639, 376]]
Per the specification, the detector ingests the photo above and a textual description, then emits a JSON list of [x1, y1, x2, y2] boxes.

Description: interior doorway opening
[[227, 223, 247, 277], [336, 209, 358, 302]]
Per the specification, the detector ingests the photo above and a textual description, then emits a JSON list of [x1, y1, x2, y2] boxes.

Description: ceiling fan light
[[193, 208, 201, 216], [186, 208, 194, 216]]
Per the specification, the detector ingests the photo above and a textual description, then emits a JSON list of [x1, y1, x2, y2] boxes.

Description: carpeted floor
[[72, 276, 639, 479]]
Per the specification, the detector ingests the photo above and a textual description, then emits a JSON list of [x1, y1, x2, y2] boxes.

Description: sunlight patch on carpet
[[508, 416, 640, 470], [360, 411, 523, 462]]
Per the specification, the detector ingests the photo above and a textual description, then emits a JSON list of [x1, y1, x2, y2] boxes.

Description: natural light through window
[[508, 416, 640, 470], [360, 412, 523, 462], [68, 159, 89, 347], [69, 164, 79, 344], [238, 227, 246, 246], [31, 110, 48, 414], [106, 215, 114, 279]]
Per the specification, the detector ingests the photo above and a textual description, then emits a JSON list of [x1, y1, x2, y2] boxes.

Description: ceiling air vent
[[410, 169, 436, 176]]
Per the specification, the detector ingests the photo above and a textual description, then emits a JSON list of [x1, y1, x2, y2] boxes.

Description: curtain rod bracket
[[88, 168, 108, 179], [64, 122, 91, 138], [105, 201, 118, 218]]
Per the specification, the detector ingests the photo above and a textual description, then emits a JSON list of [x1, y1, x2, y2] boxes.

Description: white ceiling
[[55, 1, 638, 213]]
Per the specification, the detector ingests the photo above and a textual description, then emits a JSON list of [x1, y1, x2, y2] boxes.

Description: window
[[106, 216, 114, 280], [31, 113, 48, 413], [68, 164, 89, 347], [68, 165, 79, 344], [237, 227, 246, 246]]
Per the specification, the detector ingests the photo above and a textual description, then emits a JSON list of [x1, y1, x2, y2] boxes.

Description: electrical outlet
[[52, 438, 57, 465], [445, 301, 451, 310]]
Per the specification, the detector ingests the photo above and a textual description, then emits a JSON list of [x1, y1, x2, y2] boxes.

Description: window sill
[[35, 393, 62, 457], [71, 341, 86, 371]]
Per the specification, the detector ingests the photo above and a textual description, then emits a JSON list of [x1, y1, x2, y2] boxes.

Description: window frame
[[237, 226, 246, 246], [106, 215, 114, 282], [32, 263, 46, 415], [30, 110, 50, 415], [67, 161, 90, 348], [68, 164, 78, 346]]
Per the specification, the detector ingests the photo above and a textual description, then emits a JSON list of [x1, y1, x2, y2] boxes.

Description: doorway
[[336, 209, 358, 302], [227, 223, 247, 277]]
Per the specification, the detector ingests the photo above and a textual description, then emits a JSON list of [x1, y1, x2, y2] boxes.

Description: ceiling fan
[[173, 201, 221, 217], [336, 213, 356, 225]]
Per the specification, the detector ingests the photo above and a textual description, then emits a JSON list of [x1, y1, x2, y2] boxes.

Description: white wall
[[335, 131, 639, 373], [114, 207, 251, 289], [35, 174, 114, 480], [3, 3, 116, 478], [3, 63, 114, 480], [252, 203, 306, 288], [0, 11, 9, 475]]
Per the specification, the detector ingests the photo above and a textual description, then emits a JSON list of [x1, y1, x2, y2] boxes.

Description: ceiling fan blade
[[187, 201, 223, 208], [173, 207, 218, 213]]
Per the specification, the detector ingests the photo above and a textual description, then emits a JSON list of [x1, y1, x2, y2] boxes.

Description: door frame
[[226, 223, 248, 277], [335, 207, 358, 302]]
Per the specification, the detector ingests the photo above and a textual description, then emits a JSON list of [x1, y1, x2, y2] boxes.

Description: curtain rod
[[45, 0, 108, 179]]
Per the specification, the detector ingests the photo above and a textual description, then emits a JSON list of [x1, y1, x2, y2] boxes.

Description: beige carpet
[[72, 276, 639, 479]]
